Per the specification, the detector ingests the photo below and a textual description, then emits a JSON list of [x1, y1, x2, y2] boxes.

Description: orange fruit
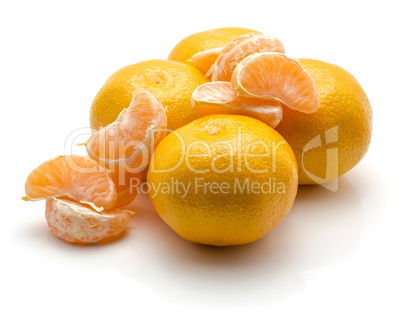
[[209, 33, 258, 62], [108, 169, 142, 207], [207, 33, 285, 81], [23, 155, 117, 211], [190, 47, 222, 74], [232, 52, 320, 113], [275, 58, 373, 184], [45, 198, 132, 244], [168, 27, 260, 64], [86, 90, 167, 171], [147, 114, 298, 246], [89, 60, 207, 132], [191, 81, 283, 128], [190, 33, 259, 75]]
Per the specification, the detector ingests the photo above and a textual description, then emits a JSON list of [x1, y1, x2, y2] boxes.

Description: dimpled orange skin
[[89, 60, 207, 131], [147, 114, 298, 246], [168, 27, 260, 64], [275, 59, 373, 184]]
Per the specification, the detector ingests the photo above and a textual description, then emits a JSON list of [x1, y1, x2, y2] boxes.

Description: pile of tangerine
[[24, 33, 329, 244]]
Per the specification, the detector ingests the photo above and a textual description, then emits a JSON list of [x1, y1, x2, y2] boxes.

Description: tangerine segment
[[232, 52, 320, 113], [191, 47, 222, 74], [85, 90, 167, 171], [206, 33, 260, 77], [45, 198, 132, 244], [23, 155, 117, 211], [107, 169, 142, 207], [208, 34, 285, 82], [191, 82, 283, 128], [167, 27, 260, 63]]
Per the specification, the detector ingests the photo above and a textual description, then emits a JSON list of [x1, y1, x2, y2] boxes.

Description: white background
[[1, 1, 401, 318]]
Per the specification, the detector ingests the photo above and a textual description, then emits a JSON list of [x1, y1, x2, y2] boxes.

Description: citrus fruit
[[191, 33, 260, 76], [45, 198, 132, 244], [89, 59, 207, 132], [191, 81, 283, 128], [23, 155, 117, 211], [209, 33, 258, 64], [207, 33, 285, 81], [168, 27, 259, 64], [147, 114, 298, 246], [190, 33, 259, 75], [108, 169, 142, 207], [86, 90, 167, 171], [232, 52, 320, 113], [190, 47, 222, 74], [275, 58, 373, 184]]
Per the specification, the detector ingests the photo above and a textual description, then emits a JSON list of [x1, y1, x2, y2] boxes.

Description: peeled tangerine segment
[[191, 81, 283, 128], [206, 33, 260, 77], [45, 198, 132, 244], [191, 47, 223, 74], [232, 52, 320, 113], [108, 169, 142, 207], [207, 33, 285, 82], [23, 155, 117, 211], [85, 90, 167, 171]]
